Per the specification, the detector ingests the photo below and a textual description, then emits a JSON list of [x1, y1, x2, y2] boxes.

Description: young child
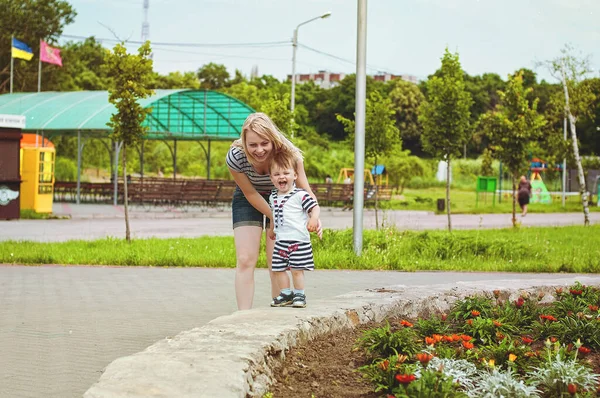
[[268, 151, 320, 308]]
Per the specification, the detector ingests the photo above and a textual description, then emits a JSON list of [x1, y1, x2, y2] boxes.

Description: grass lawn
[[1, 225, 599, 273], [386, 188, 600, 215]]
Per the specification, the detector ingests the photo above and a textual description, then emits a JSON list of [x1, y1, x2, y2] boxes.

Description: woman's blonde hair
[[232, 112, 302, 167]]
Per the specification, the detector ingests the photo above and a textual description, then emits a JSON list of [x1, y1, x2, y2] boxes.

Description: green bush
[[54, 157, 77, 181]]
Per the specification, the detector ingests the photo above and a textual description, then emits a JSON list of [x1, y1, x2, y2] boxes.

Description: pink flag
[[40, 41, 63, 66]]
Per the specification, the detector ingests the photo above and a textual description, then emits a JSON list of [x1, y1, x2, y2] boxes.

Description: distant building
[[287, 70, 418, 88]]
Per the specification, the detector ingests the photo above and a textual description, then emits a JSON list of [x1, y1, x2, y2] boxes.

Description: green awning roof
[[0, 89, 254, 140]]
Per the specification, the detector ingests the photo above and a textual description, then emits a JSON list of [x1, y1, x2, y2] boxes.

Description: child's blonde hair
[[269, 150, 299, 174], [232, 112, 302, 167]]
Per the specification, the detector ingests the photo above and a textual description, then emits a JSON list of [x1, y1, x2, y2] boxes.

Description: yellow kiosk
[[20, 134, 55, 213]]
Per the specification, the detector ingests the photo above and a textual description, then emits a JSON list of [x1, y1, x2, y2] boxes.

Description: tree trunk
[[512, 177, 517, 227], [374, 158, 379, 230], [123, 144, 131, 242], [560, 66, 590, 226], [567, 112, 590, 225], [446, 157, 452, 232]]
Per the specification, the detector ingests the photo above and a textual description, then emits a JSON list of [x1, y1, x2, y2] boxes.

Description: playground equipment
[[530, 171, 552, 204], [337, 168, 375, 185], [475, 176, 497, 208], [371, 165, 388, 186], [20, 134, 55, 213]]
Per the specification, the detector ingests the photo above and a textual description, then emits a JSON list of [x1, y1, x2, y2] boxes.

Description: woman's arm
[[295, 159, 317, 201], [229, 169, 273, 220]]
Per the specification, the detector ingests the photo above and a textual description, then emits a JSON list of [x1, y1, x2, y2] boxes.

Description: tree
[[105, 41, 154, 242], [418, 49, 473, 232], [479, 72, 546, 227], [0, 0, 76, 92], [387, 79, 425, 154], [196, 62, 230, 90], [151, 71, 199, 89], [545, 45, 597, 225], [337, 90, 399, 228], [385, 150, 426, 194]]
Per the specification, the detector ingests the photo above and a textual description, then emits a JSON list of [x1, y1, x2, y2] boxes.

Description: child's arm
[[306, 204, 321, 233]]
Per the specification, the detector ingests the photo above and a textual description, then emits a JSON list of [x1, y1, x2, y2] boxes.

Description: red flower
[[461, 335, 473, 341], [415, 353, 433, 364], [400, 320, 414, 328], [515, 297, 525, 308], [555, 287, 564, 295], [440, 313, 448, 321], [568, 383, 577, 395], [471, 310, 480, 317], [387, 395, 396, 398], [589, 305, 599, 312], [396, 373, 416, 385], [466, 319, 473, 325], [578, 346, 591, 355], [493, 320, 502, 327], [540, 314, 558, 322], [550, 336, 558, 343], [521, 336, 534, 345], [570, 289, 583, 296], [462, 341, 475, 350]]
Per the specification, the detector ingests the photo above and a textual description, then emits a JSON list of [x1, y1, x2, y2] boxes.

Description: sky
[[60, 0, 600, 83]]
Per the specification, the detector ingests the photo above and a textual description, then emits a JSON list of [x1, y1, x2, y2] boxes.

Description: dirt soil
[[269, 323, 379, 398]]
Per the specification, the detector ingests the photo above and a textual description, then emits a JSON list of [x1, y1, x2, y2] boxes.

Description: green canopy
[[0, 89, 254, 140]]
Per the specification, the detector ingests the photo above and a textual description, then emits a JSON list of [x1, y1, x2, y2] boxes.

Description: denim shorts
[[232, 187, 271, 229]]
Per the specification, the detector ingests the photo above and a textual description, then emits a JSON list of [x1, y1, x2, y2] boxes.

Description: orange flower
[[400, 320, 414, 328], [568, 383, 577, 395], [415, 353, 433, 365], [395, 373, 416, 385], [493, 289, 501, 298], [432, 334, 443, 343], [493, 320, 502, 327], [508, 353, 517, 362], [442, 335, 454, 343], [462, 341, 474, 350], [461, 335, 473, 341], [570, 289, 583, 296], [589, 305, 599, 312], [521, 336, 534, 345], [540, 314, 558, 322], [425, 336, 436, 346], [451, 334, 461, 342], [379, 359, 390, 370], [466, 319, 473, 325], [471, 310, 480, 317], [550, 336, 558, 343]]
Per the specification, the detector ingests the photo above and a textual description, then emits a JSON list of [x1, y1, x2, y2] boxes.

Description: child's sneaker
[[271, 291, 294, 307], [292, 293, 306, 308]]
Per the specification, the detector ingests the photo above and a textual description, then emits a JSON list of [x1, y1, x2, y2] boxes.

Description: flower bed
[[268, 282, 600, 397], [356, 281, 600, 397]]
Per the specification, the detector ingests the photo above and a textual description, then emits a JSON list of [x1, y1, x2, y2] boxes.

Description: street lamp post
[[290, 12, 331, 133]]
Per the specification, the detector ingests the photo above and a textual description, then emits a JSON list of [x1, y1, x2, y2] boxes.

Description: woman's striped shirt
[[226, 146, 274, 193]]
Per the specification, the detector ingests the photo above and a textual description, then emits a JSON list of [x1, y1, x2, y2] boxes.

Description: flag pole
[[10, 36, 14, 94], [38, 40, 42, 92]]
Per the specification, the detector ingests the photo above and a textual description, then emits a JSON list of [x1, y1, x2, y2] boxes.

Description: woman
[[517, 175, 532, 217], [226, 113, 320, 310]]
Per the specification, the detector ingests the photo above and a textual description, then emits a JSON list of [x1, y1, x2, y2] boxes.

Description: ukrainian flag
[[12, 38, 33, 61]]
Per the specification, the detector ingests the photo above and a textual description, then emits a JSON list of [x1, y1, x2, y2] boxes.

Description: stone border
[[84, 276, 600, 397]]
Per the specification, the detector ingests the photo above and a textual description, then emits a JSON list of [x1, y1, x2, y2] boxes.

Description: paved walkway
[[0, 203, 597, 242], [0, 266, 587, 398]]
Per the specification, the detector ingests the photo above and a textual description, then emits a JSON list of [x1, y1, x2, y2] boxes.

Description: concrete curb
[[84, 276, 600, 398]]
